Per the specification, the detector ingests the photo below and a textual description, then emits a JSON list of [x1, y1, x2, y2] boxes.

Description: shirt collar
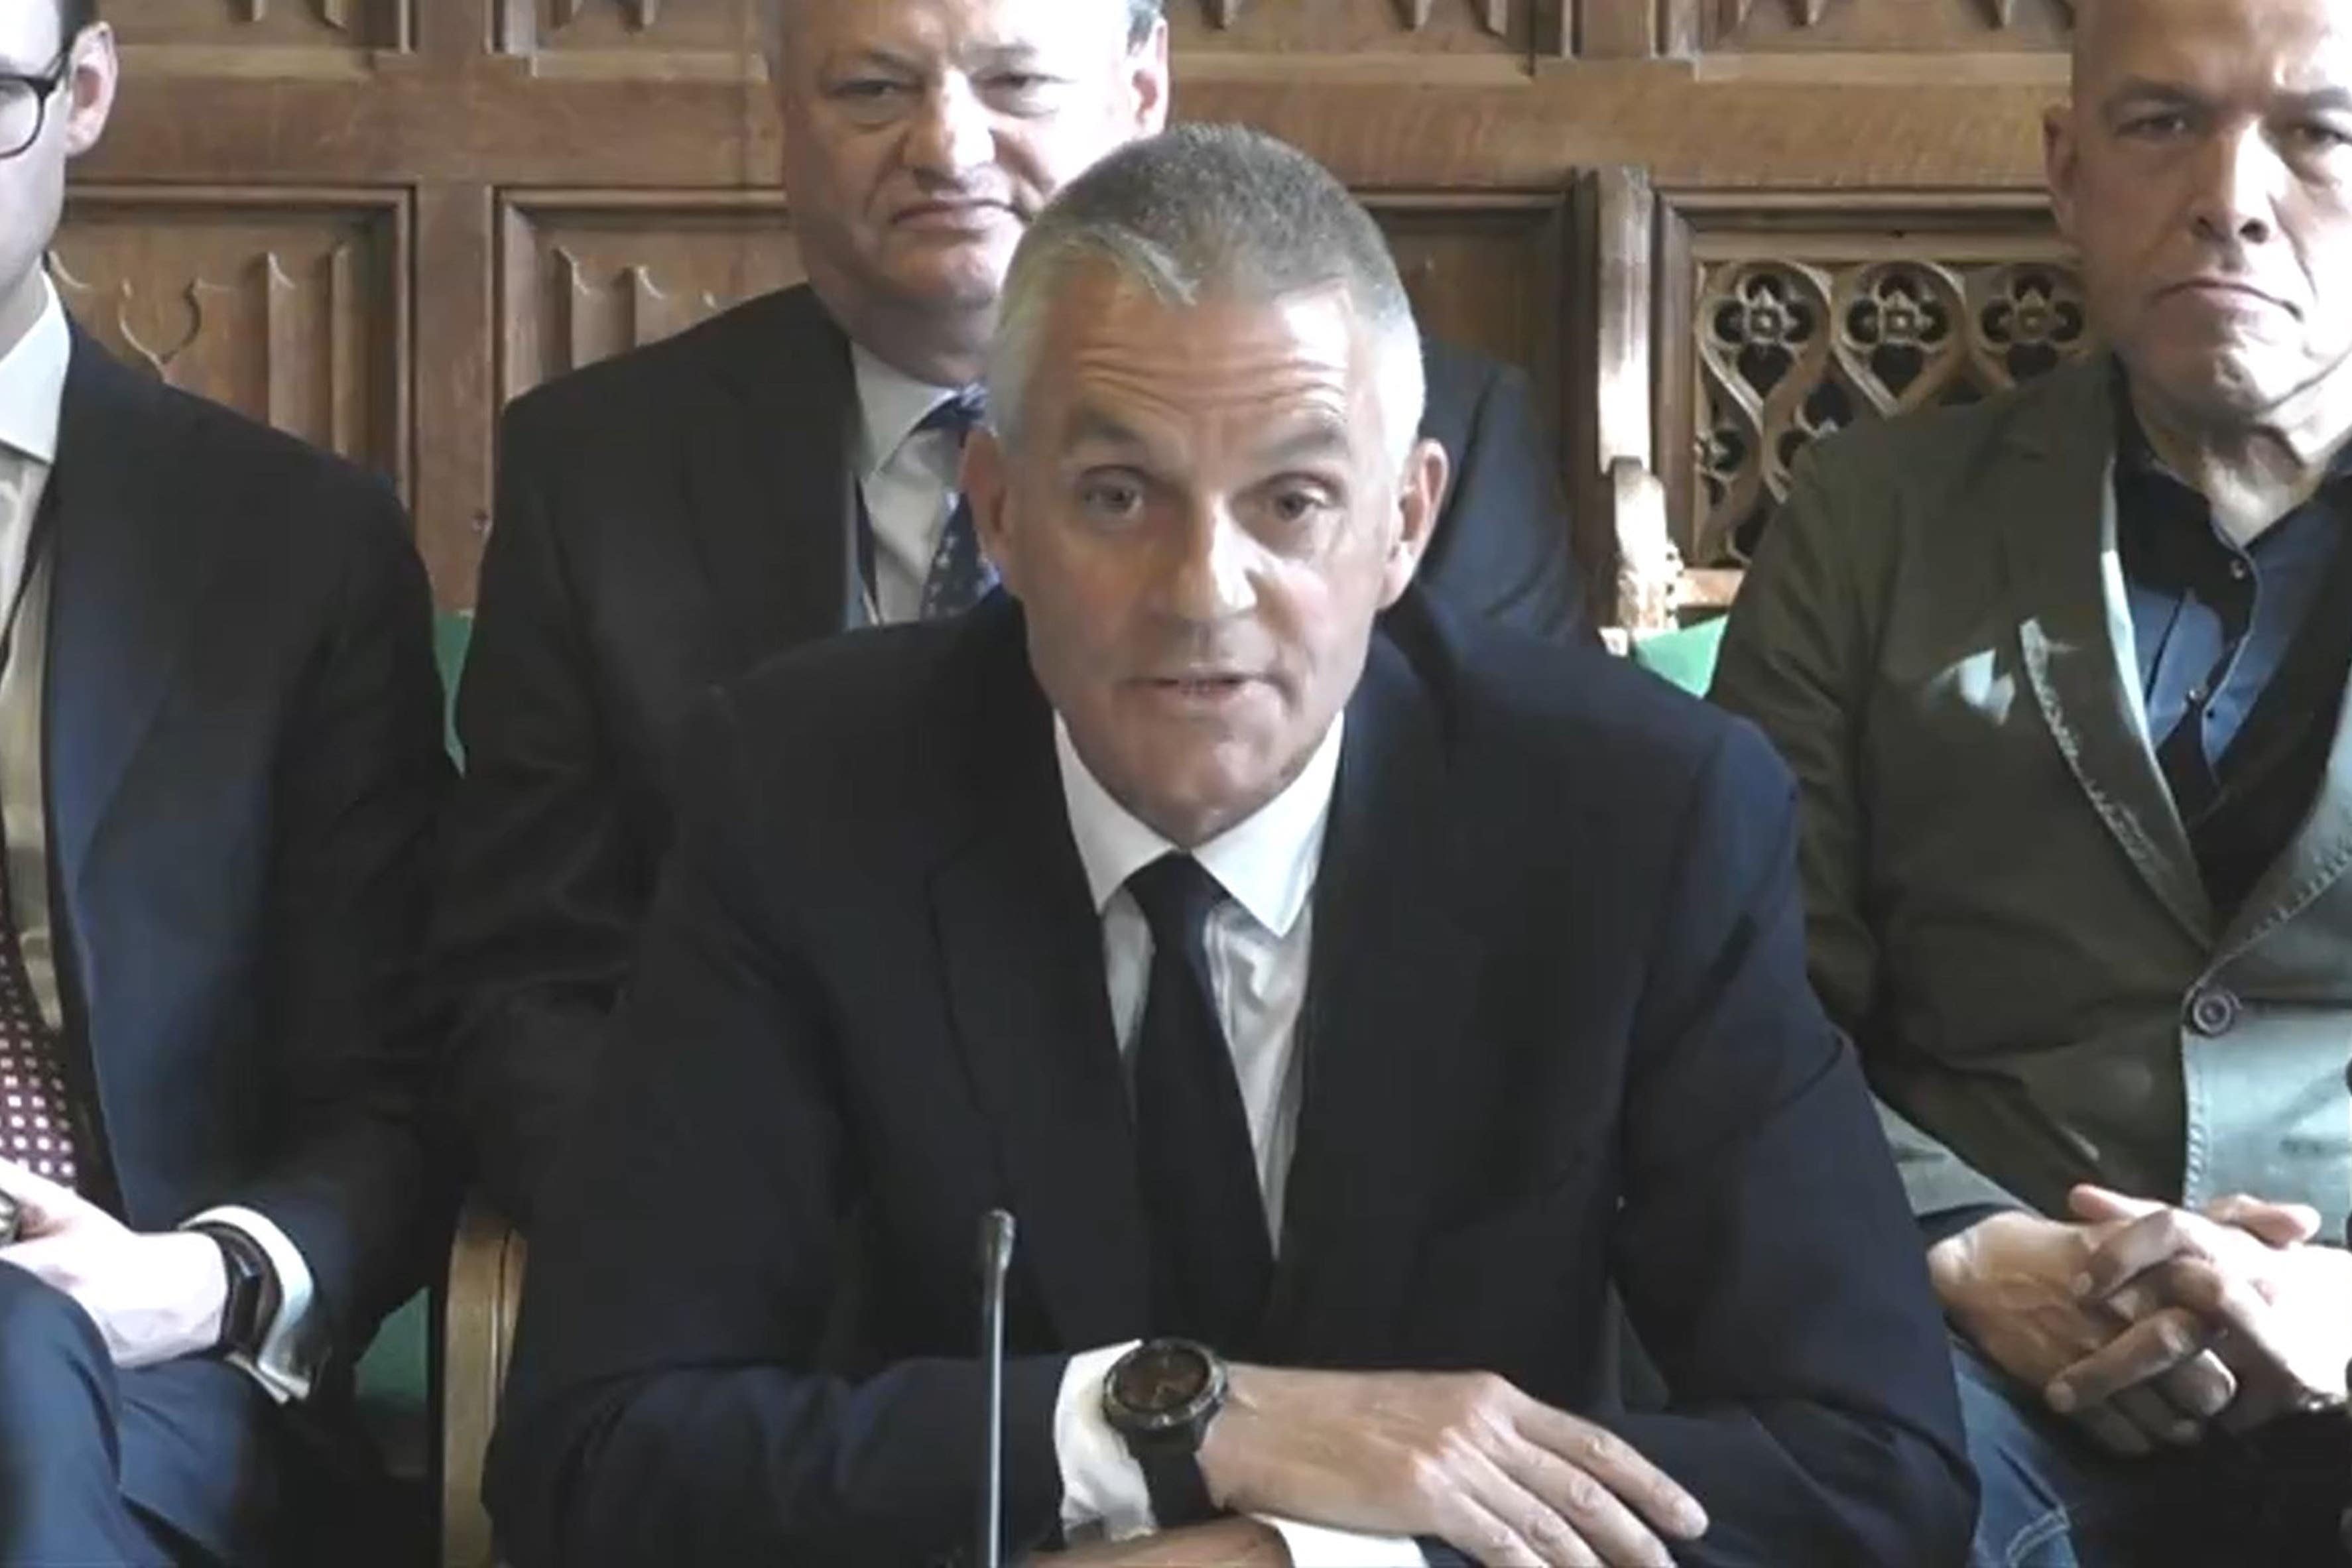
[[1054, 713, 1345, 939], [0, 273, 68, 467], [851, 340, 967, 485]]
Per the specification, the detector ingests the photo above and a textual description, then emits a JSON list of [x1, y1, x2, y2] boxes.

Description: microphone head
[[979, 1208, 1017, 1280]]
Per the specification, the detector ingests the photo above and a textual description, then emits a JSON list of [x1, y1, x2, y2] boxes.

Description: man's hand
[[1043, 1519, 1291, 1567], [1927, 1209, 2235, 1454], [1195, 1366, 1707, 1568], [2053, 1186, 2351, 1433], [0, 1162, 225, 1369]]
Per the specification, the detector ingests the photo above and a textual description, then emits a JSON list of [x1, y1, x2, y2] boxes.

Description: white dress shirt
[[1048, 717, 1423, 1568], [0, 272, 321, 1402], [851, 343, 973, 625]]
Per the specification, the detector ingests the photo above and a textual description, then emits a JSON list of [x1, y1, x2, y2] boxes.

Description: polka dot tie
[[916, 392, 999, 621], [0, 837, 78, 1189]]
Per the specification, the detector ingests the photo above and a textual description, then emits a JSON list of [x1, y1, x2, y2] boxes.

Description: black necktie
[[916, 392, 997, 620], [1125, 853, 1275, 1352]]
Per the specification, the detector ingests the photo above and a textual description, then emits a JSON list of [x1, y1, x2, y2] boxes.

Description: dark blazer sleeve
[[431, 398, 642, 1229], [227, 471, 452, 1348], [1413, 341, 1590, 645], [1601, 720, 1975, 1567], [486, 691, 1068, 1568]]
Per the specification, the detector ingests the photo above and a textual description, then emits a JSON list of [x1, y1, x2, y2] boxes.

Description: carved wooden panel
[[105, 0, 407, 51], [1371, 194, 1567, 439], [1172, 0, 1534, 61], [1683, 0, 2073, 54], [50, 188, 408, 486], [509, 0, 765, 57], [1657, 193, 2090, 571], [499, 192, 802, 402]]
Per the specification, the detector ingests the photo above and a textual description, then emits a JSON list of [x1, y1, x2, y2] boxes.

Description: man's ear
[[1379, 436, 1448, 609], [59, 25, 118, 160], [2044, 103, 2081, 247], [1129, 20, 1172, 136], [963, 426, 1019, 593]]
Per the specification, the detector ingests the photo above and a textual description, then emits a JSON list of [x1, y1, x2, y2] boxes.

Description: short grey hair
[[763, 0, 1164, 61], [987, 123, 1428, 470]]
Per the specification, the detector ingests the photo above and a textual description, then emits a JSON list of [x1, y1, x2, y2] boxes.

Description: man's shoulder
[[503, 284, 836, 439], [84, 345, 404, 548], [1798, 356, 2103, 505], [1400, 594, 1771, 804]]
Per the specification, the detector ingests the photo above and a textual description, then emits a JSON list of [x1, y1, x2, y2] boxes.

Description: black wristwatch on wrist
[[1100, 1339, 1229, 1528], [189, 1223, 277, 1360]]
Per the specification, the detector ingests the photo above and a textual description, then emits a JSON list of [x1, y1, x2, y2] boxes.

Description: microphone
[[977, 1209, 1017, 1568]]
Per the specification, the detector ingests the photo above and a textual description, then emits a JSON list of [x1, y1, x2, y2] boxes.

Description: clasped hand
[[2046, 1185, 2350, 1435], [1934, 1185, 2349, 1457], [0, 1160, 225, 1368]]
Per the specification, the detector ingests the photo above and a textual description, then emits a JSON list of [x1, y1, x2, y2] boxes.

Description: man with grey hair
[[432, 0, 1589, 1236], [487, 125, 1971, 1568]]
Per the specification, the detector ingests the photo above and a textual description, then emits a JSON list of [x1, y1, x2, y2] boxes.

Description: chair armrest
[[442, 1195, 528, 1568]]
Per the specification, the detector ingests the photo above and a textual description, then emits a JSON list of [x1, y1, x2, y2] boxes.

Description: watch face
[[1117, 1341, 1211, 1416]]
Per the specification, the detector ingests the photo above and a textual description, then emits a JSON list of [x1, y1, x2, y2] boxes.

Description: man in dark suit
[[433, 0, 1587, 1231], [0, 5, 449, 1563], [487, 125, 1969, 1568]]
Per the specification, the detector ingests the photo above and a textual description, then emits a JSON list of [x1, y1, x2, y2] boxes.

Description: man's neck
[[0, 270, 48, 371], [814, 282, 992, 390], [2130, 368, 2352, 545]]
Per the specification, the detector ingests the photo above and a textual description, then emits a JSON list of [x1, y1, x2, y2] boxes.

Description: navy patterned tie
[[916, 391, 997, 621], [0, 465, 80, 1190]]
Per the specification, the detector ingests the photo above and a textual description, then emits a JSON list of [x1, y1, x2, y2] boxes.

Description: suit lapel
[[683, 287, 857, 670], [2001, 361, 2213, 947], [1259, 625, 1477, 1361], [928, 608, 1150, 1349], [43, 333, 221, 897]]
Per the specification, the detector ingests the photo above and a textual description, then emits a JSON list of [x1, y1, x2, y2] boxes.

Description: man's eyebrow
[[2101, 76, 2205, 111], [2278, 87, 2352, 115], [1255, 420, 1355, 469], [1062, 408, 1154, 452]]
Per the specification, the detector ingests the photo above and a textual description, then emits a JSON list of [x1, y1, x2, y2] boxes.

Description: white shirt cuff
[[181, 1205, 321, 1403], [1056, 1341, 1154, 1541], [1259, 1517, 1428, 1567]]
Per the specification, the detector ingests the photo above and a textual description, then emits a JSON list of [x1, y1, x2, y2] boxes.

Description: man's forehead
[[0, 4, 60, 71], [2073, 0, 2352, 96]]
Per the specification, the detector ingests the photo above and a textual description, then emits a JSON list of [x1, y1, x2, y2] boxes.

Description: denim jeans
[[1955, 1339, 2349, 1568]]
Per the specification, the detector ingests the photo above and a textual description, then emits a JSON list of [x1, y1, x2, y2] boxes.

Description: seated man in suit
[[487, 124, 1971, 1568], [1713, 0, 2352, 1561], [433, 0, 1589, 1233], [0, 4, 450, 1564]]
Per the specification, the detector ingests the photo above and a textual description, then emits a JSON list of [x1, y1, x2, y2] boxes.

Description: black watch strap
[[191, 1223, 273, 1359], [1138, 1451, 1217, 1530]]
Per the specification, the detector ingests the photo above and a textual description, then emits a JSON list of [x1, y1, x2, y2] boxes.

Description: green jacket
[[1712, 356, 2352, 1236]]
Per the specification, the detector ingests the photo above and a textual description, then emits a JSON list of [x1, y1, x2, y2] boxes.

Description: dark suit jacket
[[434, 282, 1588, 1226], [43, 333, 448, 1363], [486, 591, 1973, 1568]]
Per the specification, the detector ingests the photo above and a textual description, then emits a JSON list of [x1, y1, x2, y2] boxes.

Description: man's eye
[[1081, 481, 1144, 516], [834, 79, 909, 102], [2123, 111, 2192, 139], [988, 73, 1052, 93], [2285, 121, 2352, 153], [1269, 489, 1330, 525]]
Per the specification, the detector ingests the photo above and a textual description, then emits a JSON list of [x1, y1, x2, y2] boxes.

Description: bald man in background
[[1714, 0, 2352, 1561]]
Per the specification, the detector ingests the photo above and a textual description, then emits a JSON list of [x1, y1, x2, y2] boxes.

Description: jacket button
[[2186, 986, 2241, 1037]]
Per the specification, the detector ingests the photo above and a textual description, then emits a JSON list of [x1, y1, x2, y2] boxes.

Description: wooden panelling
[[498, 191, 800, 400], [1171, 0, 1536, 70], [1681, 0, 2074, 54], [1650, 190, 2088, 572], [51, 188, 408, 485], [1372, 194, 1568, 436], [101, 0, 408, 51], [507, 0, 770, 64]]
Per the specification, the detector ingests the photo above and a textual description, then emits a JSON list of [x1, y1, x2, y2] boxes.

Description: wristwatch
[[1100, 1338, 1229, 1527], [189, 1223, 276, 1360]]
